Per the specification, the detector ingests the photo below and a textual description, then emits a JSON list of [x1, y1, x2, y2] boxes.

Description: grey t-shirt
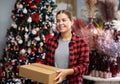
[[54, 38, 70, 69]]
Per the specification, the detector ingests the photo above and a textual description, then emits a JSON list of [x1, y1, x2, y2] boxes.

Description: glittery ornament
[[16, 4, 23, 9], [34, 36, 40, 41], [23, 8, 27, 14], [11, 59, 16, 65], [32, 47, 37, 51], [32, 40, 37, 46], [27, 48, 31, 54], [19, 55, 26, 61], [18, 39, 23, 44], [11, 15, 16, 19], [32, 29, 37, 35], [11, 23, 17, 29], [20, 49, 26, 55], [44, 25, 47, 29], [31, 13, 39, 23], [24, 33, 29, 41], [27, 41, 31, 47], [35, 27, 40, 31], [27, 17, 32, 23], [25, 27, 29, 32], [40, 42, 43, 46], [34, 0, 40, 3]]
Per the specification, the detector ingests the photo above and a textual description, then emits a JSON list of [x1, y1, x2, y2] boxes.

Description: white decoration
[[35, 27, 40, 31], [50, 32, 54, 36], [11, 23, 17, 29], [18, 39, 23, 44], [23, 8, 27, 14], [25, 27, 29, 32], [52, 24, 56, 30], [32, 29, 37, 35], [24, 33, 29, 39], [27, 17, 32, 23], [34, 36, 40, 41], [27, 48, 31, 54], [40, 42, 43, 46], [42, 34, 45, 41], [27, 41, 31, 47], [20, 49, 26, 55], [17, 4, 23, 9]]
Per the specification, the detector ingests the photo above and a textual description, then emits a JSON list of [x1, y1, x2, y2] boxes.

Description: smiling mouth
[[59, 25, 65, 28]]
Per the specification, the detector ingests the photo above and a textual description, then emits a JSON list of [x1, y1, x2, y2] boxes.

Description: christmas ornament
[[18, 39, 23, 44], [34, 36, 40, 41], [24, 33, 29, 41], [24, 0, 32, 4], [27, 48, 31, 54], [11, 15, 16, 19], [16, 4, 23, 9], [11, 23, 17, 29], [31, 13, 39, 23], [20, 49, 26, 55], [23, 8, 28, 14], [27, 17, 32, 23], [34, 0, 41, 3], [30, 5, 37, 9], [32, 29, 37, 35]]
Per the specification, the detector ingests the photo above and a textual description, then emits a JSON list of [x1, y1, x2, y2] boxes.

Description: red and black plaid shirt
[[44, 33, 89, 84]]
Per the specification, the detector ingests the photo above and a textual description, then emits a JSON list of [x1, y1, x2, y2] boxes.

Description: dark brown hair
[[56, 10, 72, 21]]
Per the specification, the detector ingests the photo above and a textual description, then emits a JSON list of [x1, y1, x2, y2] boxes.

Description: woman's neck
[[61, 31, 72, 41]]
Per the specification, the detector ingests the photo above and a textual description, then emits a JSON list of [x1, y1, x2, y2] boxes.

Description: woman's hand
[[55, 69, 74, 84]]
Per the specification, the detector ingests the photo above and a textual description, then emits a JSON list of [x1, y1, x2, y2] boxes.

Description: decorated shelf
[[83, 75, 120, 82]]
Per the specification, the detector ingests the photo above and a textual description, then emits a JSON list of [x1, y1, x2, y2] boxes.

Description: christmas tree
[[0, 0, 57, 83]]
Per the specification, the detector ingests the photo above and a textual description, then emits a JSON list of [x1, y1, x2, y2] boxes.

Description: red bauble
[[31, 13, 39, 23], [24, 0, 32, 4], [19, 55, 26, 61], [11, 15, 16, 19], [35, 0, 41, 3], [32, 47, 37, 51], [44, 25, 47, 29], [16, 66, 19, 72], [31, 51, 35, 55], [20, 13, 23, 17], [30, 5, 37, 9], [11, 60, 16, 65], [36, 57, 41, 62], [4, 63, 9, 67]]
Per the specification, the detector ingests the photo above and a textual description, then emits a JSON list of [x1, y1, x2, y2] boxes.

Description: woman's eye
[[62, 19, 66, 22], [56, 20, 60, 23], [56, 19, 67, 23], [63, 20, 66, 22]]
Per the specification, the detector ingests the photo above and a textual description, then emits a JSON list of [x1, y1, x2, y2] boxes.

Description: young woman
[[44, 10, 89, 84]]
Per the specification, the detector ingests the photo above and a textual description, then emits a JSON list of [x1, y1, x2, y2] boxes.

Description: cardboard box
[[19, 63, 59, 84]]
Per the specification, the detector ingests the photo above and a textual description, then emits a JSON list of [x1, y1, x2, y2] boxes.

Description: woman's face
[[56, 13, 72, 33]]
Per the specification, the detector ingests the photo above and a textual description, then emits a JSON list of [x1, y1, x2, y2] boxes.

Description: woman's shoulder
[[47, 34, 59, 43]]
